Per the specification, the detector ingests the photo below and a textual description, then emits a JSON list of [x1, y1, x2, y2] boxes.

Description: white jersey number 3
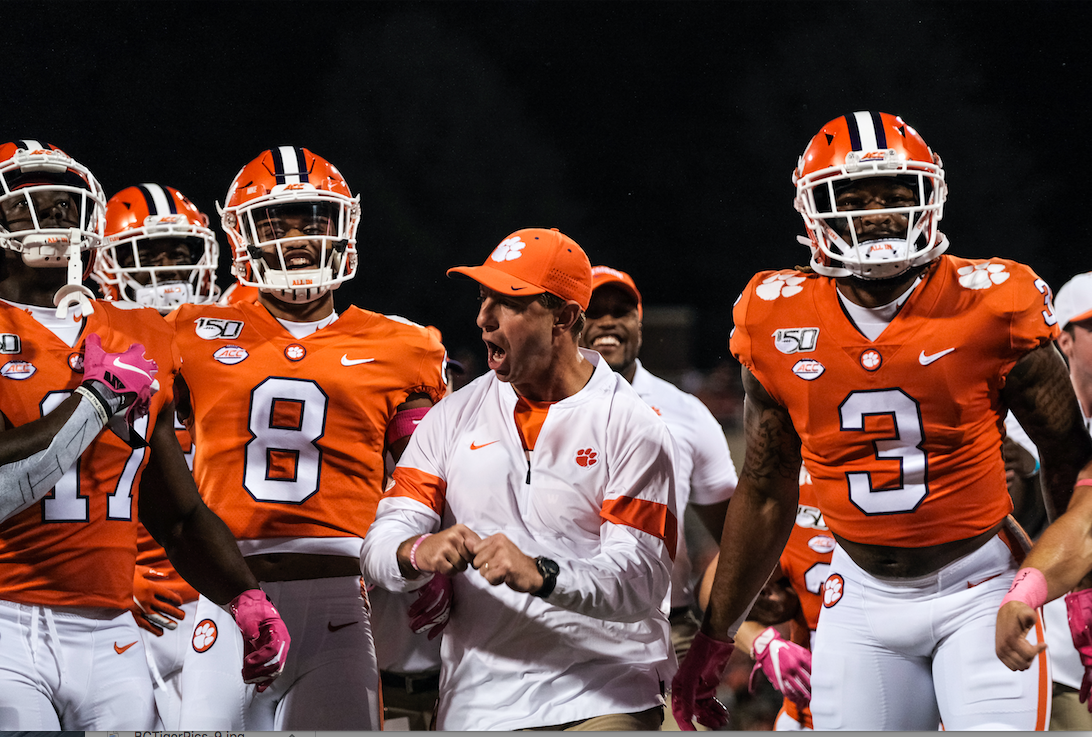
[[839, 389, 928, 515], [244, 377, 328, 504]]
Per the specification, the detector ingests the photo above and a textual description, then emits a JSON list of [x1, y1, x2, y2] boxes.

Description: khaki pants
[[380, 669, 439, 731], [1051, 683, 1092, 731], [524, 705, 664, 731]]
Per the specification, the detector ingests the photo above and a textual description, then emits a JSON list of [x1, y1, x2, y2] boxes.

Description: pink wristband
[[386, 407, 431, 446], [1000, 567, 1048, 610], [1076, 479, 1092, 489], [409, 533, 432, 572]]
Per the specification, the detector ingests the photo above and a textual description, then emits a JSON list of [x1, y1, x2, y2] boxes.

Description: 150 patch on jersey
[[0, 333, 20, 354], [194, 317, 244, 340], [774, 327, 819, 354]]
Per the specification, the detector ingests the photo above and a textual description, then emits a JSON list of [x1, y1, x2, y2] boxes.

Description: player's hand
[[1065, 589, 1092, 710], [466, 533, 540, 593], [130, 566, 186, 636], [82, 332, 160, 423], [748, 626, 811, 709], [671, 631, 734, 731], [996, 600, 1046, 671], [408, 573, 452, 641], [228, 589, 291, 693], [404, 524, 481, 576]]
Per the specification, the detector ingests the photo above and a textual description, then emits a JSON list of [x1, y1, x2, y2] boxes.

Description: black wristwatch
[[532, 556, 559, 598]]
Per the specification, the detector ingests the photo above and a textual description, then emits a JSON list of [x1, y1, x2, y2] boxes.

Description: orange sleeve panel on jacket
[[390, 466, 448, 517], [600, 496, 677, 561]]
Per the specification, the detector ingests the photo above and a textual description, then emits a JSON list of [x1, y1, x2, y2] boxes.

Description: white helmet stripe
[[274, 145, 306, 185], [17, 139, 45, 151], [851, 111, 881, 152], [139, 183, 174, 215]]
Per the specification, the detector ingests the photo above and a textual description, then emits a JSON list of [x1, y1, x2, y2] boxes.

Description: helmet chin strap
[[50, 229, 95, 318]]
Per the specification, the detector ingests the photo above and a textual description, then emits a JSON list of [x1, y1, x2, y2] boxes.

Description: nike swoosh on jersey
[[341, 355, 376, 366], [918, 348, 956, 365], [328, 620, 359, 632], [967, 571, 1005, 588], [470, 440, 500, 450], [114, 641, 138, 654]]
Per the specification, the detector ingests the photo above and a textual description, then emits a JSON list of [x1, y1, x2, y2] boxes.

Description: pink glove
[[129, 566, 186, 636], [408, 573, 452, 641], [671, 631, 734, 731], [748, 626, 812, 709], [229, 589, 291, 693], [82, 332, 160, 424], [1065, 588, 1092, 710]]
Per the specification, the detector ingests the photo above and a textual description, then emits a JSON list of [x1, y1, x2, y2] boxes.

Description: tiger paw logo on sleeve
[[756, 272, 806, 301], [957, 262, 1010, 290]]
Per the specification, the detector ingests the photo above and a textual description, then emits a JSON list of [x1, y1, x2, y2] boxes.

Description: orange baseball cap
[[448, 227, 592, 310], [591, 265, 642, 318]]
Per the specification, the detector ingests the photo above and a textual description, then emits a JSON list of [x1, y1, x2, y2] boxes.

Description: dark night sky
[[4, 1, 1091, 372]]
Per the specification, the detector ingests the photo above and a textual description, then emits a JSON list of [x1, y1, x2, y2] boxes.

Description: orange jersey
[[731, 255, 1057, 547], [777, 470, 832, 729], [133, 418, 199, 603], [0, 302, 178, 609], [780, 469, 833, 635], [171, 302, 446, 546]]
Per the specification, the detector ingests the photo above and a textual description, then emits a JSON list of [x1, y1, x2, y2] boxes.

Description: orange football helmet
[[792, 112, 947, 279], [219, 146, 360, 304], [95, 184, 220, 312], [0, 139, 107, 260]]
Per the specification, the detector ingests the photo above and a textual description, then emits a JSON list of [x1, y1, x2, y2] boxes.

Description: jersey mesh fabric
[[731, 255, 1056, 547], [0, 302, 177, 609], [171, 302, 446, 545]]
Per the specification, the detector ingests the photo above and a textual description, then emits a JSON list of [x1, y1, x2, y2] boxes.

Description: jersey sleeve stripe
[[600, 496, 677, 561], [389, 466, 447, 517]]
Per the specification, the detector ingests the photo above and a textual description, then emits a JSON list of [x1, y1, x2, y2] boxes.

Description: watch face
[[537, 557, 559, 577]]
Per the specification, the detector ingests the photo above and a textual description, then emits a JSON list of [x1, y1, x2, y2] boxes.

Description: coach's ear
[[554, 300, 582, 335]]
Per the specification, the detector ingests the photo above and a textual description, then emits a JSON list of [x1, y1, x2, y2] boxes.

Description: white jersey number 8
[[244, 377, 328, 504], [839, 388, 928, 515]]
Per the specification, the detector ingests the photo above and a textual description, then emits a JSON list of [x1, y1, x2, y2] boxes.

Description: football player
[[0, 141, 289, 730], [672, 112, 1092, 730], [172, 146, 447, 730], [92, 183, 222, 729]]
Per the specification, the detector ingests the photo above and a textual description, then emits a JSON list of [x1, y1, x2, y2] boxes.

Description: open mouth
[[283, 250, 316, 270], [484, 339, 509, 372], [591, 335, 621, 349]]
